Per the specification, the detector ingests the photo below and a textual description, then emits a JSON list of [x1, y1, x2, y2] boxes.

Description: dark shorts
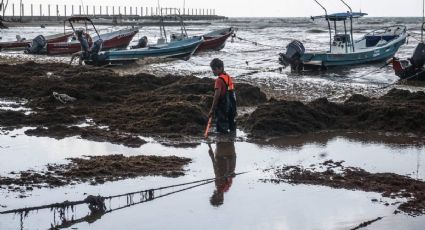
[[215, 109, 236, 134]]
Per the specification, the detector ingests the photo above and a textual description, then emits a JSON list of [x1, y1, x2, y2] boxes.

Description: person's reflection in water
[[208, 141, 236, 207]]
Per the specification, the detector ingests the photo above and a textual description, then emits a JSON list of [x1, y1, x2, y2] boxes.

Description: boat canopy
[[311, 12, 367, 21]]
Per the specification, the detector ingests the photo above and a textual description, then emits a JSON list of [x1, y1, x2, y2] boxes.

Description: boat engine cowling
[[410, 42, 425, 68], [278, 40, 305, 70], [24, 35, 46, 54]]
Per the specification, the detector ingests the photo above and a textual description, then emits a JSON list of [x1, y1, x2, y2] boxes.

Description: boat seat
[[365, 35, 397, 47]]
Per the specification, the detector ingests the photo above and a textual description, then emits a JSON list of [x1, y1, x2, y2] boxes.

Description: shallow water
[[1, 17, 425, 229], [0, 129, 424, 229], [1, 17, 425, 102]]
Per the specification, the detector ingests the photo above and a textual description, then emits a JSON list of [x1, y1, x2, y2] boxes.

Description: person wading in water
[[208, 58, 237, 134]]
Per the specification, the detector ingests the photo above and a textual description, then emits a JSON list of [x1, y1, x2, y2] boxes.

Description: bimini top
[[311, 12, 368, 21]]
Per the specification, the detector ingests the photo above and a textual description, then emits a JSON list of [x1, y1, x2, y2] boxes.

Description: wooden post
[[12, 4, 14, 18], [39, 4, 42, 20], [86, 5, 88, 15], [113, 6, 115, 15], [106, 6, 108, 16], [56, 4, 59, 20], [118, 6, 121, 15], [31, 4, 33, 19], [124, 6, 126, 16], [130, 6, 132, 16], [79, 5, 81, 15], [135, 7, 137, 16], [48, 4, 50, 18], [145, 7, 148, 16], [64, 5, 66, 17], [141, 7, 143, 17], [93, 5, 95, 16], [72, 5, 74, 16], [21, 3, 24, 20], [151, 7, 153, 16], [100, 6, 102, 15]]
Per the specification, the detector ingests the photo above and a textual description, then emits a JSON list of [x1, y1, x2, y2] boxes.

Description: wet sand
[[0, 154, 191, 192], [242, 89, 425, 137], [0, 60, 425, 229], [265, 160, 425, 216], [1, 62, 424, 144], [0, 62, 266, 145]]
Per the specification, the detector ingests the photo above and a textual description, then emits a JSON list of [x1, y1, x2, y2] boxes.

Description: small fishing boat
[[196, 27, 235, 52], [85, 36, 204, 66], [84, 9, 204, 66], [46, 27, 139, 55], [392, 56, 425, 81], [279, 0, 407, 71], [0, 32, 72, 51]]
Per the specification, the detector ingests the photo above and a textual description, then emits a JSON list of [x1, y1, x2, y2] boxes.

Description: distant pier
[[1, 3, 226, 24]]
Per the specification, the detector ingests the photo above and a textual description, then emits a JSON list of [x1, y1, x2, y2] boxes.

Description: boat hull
[[196, 28, 234, 52], [392, 59, 425, 81], [301, 36, 406, 69], [47, 29, 138, 55], [0, 33, 72, 50], [85, 36, 204, 66]]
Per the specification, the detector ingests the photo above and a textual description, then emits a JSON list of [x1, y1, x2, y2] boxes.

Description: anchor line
[[339, 61, 392, 83], [234, 35, 286, 49], [378, 68, 425, 89]]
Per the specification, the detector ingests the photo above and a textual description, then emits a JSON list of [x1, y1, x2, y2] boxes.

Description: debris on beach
[[0, 154, 191, 191], [265, 160, 425, 216], [242, 89, 425, 137], [0, 62, 267, 144]]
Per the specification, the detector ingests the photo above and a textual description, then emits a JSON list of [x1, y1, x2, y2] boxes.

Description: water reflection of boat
[[279, 0, 407, 71]]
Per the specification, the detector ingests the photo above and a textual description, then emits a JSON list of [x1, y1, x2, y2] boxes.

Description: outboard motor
[[278, 40, 305, 71], [24, 35, 47, 54], [131, 36, 148, 49], [410, 42, 425, 68]]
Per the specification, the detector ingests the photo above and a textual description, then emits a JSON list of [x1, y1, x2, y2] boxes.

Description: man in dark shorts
[[70, 29, 90, 65], [208, 58, 237, 134]]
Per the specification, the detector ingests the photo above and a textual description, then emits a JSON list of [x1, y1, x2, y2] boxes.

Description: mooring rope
[[234, 35, 286, 49]]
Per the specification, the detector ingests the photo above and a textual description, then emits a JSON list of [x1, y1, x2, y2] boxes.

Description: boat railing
[[355, 25, 407, 44]]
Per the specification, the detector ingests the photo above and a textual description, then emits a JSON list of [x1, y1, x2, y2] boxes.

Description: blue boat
[[85, 36, 204, 66], [279, 0, 407, 71]]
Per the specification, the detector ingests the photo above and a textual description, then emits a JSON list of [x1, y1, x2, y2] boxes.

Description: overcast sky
[[4, 0, 425, 17]]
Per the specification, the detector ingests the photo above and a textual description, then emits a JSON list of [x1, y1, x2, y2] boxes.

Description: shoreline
[[0, 61, 423, 147]]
